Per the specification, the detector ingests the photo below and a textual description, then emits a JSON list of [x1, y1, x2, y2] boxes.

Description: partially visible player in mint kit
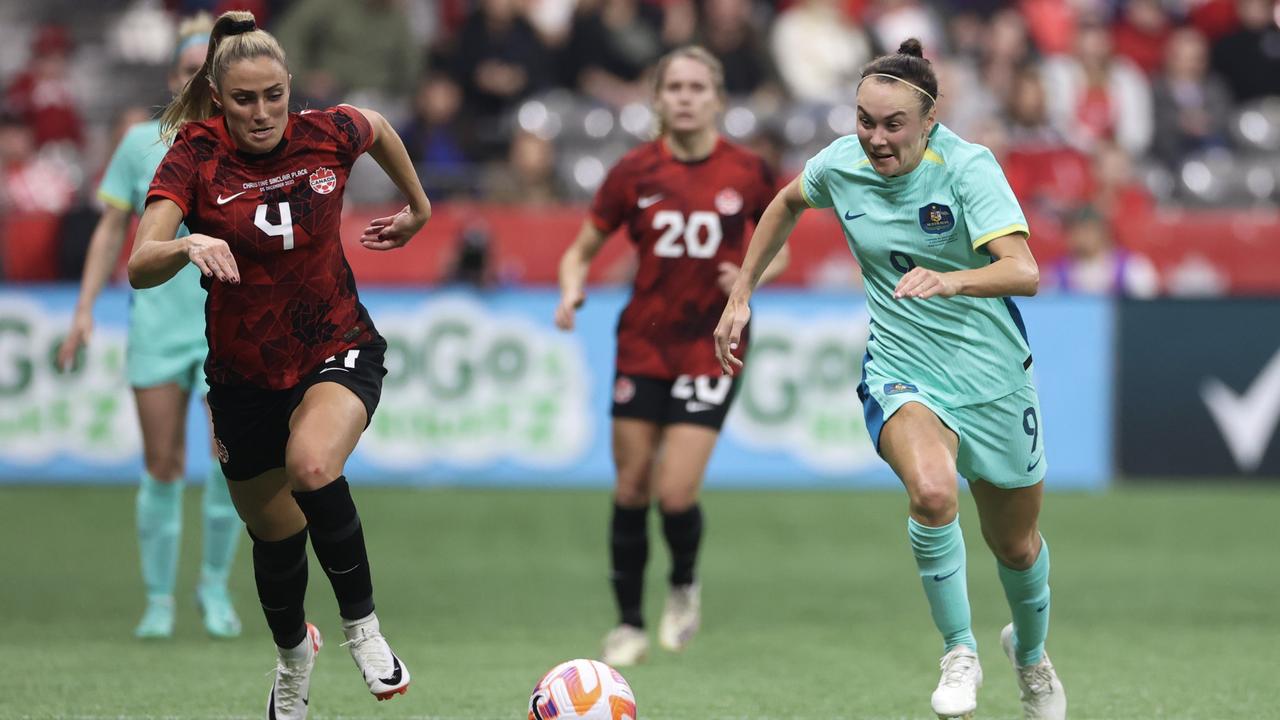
[[56, 13, 242, 640], [714, 38, 1066, 720]]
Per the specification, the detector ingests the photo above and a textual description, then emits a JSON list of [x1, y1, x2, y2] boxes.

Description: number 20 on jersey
[[652, 210, 722, 259]]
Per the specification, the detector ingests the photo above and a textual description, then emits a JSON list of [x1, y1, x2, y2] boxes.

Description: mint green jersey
[[801, 123, 1032, 406], [98, 120, 207, 387]]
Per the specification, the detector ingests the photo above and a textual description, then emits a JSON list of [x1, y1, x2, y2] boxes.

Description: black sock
[[250, 527, 309, 649], [292, 477, 374, 620], [610, 503, 649, 628], [662, 504, 703, 586]]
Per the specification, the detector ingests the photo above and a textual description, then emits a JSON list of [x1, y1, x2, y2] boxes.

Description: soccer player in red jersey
[[555, 46, 791, 666], [126, 12, 429, 719]]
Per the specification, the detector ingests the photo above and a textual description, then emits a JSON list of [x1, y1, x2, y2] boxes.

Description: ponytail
[[159, 10, 288, 143]]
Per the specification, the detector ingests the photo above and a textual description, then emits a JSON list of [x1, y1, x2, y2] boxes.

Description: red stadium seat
[[1, 211, 62, 281]]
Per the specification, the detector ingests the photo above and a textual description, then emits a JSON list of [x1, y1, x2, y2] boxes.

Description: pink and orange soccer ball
[[528, 659, 637, 720]]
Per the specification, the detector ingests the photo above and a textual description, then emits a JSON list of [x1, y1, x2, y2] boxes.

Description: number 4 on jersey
[[254, 202, 296, 250]]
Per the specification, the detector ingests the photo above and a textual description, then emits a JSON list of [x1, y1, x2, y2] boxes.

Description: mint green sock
[[908, 516, 976, 652], [200, 463, 242, 590], [137, 472, 183, 599], [998, 535, 1051, 666]]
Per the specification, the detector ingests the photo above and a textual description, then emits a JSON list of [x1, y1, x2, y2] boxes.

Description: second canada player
[[554, 46, 790, 666]]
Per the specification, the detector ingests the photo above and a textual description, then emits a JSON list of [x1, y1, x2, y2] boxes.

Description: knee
[[285, 453, 336, 492], [614, 480, 651, 508], [614, 461, 654, 507], [144, 450, 184, 483], [990, 533, 1040, 570], [906, 475, 958, 525]]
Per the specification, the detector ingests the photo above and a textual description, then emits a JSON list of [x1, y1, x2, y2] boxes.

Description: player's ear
[[208, 81, 222, 110]]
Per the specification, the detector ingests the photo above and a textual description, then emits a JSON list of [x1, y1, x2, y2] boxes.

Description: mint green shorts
[[127, 342, 207, 392], [858, 376, 1047, 489]]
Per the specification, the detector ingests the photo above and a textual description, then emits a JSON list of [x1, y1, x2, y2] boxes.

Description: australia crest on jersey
[[715, 188, 743, 215], [918, 202, 955, 235], [310, 166, 337, 194]]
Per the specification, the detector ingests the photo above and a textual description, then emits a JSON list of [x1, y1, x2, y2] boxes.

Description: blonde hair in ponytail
[[651, 46, 726, 138], [159, 10, 288, 143]]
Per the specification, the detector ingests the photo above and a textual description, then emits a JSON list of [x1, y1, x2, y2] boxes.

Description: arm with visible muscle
[[893, 233, 1039, 300], [128, 199, 239, 288], [714, 177, 808, 373], [57, 205, 131, 370], [554, 219, 611, 331], [354, 107, 431, 250]]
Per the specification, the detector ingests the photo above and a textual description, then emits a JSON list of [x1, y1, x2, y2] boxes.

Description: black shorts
[[610, 373, 738, 430], [208, 339, 387, 481]]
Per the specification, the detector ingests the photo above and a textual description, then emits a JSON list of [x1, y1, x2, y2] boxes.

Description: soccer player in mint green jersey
[[715, 39, 1066, 720], [56, 14, 241, 640]]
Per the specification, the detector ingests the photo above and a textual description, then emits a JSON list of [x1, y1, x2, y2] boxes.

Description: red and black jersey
[[591, 137, 776, 379], [148, 106, 377, 390]]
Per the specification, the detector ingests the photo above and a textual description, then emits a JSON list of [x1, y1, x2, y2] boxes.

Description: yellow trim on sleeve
[[923, 148, 944, 165], [97, 190, 132, 212], [799, 180, 820, 209], [972, 223, 1029, 251]]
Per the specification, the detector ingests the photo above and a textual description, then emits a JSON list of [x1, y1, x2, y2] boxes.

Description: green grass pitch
[[1, 484, 1276, 719]]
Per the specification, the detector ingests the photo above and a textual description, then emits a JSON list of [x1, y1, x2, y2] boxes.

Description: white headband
[[861, 73, 936, 105]]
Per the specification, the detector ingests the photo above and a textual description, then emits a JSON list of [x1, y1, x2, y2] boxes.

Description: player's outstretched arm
[[716, 242, 790, 295], [554, 220, 610, 331], [893, 232, 1039, 300], [128, 199, 239, 288], [714, 178, 808, 375], [57, 205, 130, 371], [354, 107, 431, 251], [757, 241, 792, 286]]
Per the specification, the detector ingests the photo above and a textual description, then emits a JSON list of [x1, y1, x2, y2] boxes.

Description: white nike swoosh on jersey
[[319, 367, 350, 374], [685, 401, 714, 413], [216, 191, 248, 205], [637, 194, 664, 209]]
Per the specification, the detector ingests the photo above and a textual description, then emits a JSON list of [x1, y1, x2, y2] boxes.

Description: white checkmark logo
[[637, 194, 663, 209], [1201, 347, 1280, 472], [217, 191, 247, 205]]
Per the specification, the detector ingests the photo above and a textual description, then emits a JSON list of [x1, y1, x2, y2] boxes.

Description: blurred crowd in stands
[[0, 0, 1278, 292]]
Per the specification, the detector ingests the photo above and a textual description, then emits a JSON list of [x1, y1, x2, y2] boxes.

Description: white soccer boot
[[342, 613, 410, 701], [657, 583, 701, 652], [931, 644, 982, 719], [266, 622, 322, 720], [600, 624, 649, 667], [1002, 623, 1066, 719]]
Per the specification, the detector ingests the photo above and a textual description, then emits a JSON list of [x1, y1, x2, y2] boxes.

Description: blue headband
[[173, 32, 209, 65]]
